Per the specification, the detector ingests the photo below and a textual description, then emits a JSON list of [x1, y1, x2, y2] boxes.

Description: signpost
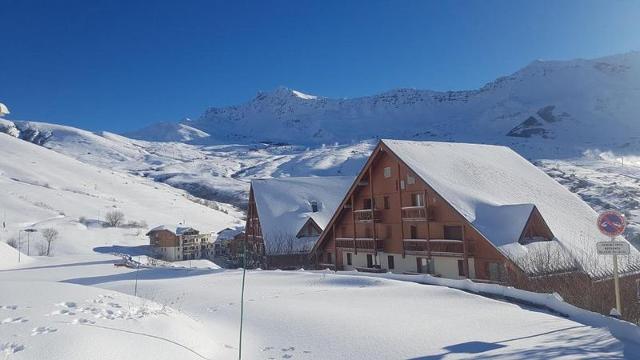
[[596, 210, 627, 316]]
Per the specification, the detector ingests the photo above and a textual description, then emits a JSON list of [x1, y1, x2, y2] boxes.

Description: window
[[488, 262, 504, 282], [366, 254, 373, 268], [407, 175, 416, 185], [310, 200, 318, 213], [410, 225, 418, 239], [384, 167, 392, 178], [388, 255, 395, 270], [363, 198, 372, 209], [444, 225, 463, 240], [400, 180, 405, 190], [383, 196, 390, 209], [347, 253, 352, 266], [411, 193, 423, 207], [326, 252, 333, 264], [417, 257, 429, 273], [457, 260, 465, 276]]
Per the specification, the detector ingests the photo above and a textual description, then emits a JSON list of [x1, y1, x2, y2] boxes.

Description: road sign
[[596, 241, 630, 255], [597, 211, 626, 237]]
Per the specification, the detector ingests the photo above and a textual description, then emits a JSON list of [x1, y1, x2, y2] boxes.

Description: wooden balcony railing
[[402, 239, 470, 255], [336, 238, 384, 251], [401, 206, 434, 221], [354, 209, 380, 222]]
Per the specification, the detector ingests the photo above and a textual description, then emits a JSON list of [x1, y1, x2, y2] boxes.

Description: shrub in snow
[[104, 210, 125, 227], [5, 237, 18, 249]]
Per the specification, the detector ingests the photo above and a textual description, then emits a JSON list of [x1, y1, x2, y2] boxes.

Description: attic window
[[407, 175, 416, 185], [310, 200, 318, 213], [383, 167, 391, 178]]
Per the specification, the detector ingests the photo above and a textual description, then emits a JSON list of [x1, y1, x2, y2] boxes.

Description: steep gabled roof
[[252, 176, 354, 255], [381, 139, 640, 279]]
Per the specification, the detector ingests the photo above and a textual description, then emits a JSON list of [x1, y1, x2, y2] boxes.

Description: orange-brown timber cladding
[[314, 141, 553, 280], [148, 230, 179, 247]]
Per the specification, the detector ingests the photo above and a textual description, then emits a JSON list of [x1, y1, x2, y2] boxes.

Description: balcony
[[336, 237, 384, 251], [401, 206, 434, 221], [354, 209, 380, 223], [402, 239, 469, 256]]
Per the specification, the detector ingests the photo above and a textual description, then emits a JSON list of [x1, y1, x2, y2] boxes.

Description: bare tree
[[41, 228, 58, 256], [105, 210, 125, 227]]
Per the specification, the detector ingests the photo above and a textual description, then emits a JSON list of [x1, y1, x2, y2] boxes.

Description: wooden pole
[[462, 225, 469, 278], [351, 194, 357, 255], [369, 167, 377, 263], [397, 163, 405, 258]]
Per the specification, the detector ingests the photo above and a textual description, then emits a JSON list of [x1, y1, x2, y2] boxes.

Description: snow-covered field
[[1, 254, 639, 359]]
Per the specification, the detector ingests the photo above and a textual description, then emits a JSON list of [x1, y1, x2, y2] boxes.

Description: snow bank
[[338, 270, 640, 345], [0, 242, 33, 270]]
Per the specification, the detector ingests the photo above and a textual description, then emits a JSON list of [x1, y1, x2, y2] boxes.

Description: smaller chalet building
[[244, 176, 354, 269], [147, 225, 213, 261]]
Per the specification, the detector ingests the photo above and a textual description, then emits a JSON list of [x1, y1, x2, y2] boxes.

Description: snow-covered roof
[[146, 225, 200, 236], [0, 103, 9, 117], [252, 176, 354, 255], [382, 139, 640, 279]]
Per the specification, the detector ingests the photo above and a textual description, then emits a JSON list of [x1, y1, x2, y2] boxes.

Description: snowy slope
[[143, 52, 640, 158], [0, 132, 242, 256]]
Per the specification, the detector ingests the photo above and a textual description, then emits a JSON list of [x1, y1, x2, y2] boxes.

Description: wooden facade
[[313, 141, 554, 281]]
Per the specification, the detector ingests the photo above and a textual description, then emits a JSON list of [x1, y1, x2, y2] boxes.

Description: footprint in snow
[[262, 346, 274, 351], [31, 326, 57, 336], [282, 355, 293, 359], [0, 305, 18, 310], [56, 302, 77, 309], [281, 347, 295, 352], [71, 318, 95, 325], [1, 317, 27, 324], [0, 342, 25, 355], [48, 309, 75, 316], [107, 302, 121, 309]]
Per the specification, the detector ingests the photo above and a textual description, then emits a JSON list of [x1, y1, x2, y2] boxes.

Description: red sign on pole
[[597, 210, 626, 237]]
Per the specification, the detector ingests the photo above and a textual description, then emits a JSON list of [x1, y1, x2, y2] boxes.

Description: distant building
[[243, 176, 354, 269], [0, 103, 9, 118], [146, 225, 213, 261], [214, 227, 244, 257]]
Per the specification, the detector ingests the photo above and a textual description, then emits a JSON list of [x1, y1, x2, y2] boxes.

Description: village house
[[243, 176, 354, 269], [312, 139, 640, 319], [146, 225, 213, 261]]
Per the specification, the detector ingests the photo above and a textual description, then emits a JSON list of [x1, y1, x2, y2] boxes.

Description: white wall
[[343, 251, 476, 280]]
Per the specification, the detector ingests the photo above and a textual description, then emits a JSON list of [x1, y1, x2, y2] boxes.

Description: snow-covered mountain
[[128, 51, 640, 158], [2, 51, 640, 247]]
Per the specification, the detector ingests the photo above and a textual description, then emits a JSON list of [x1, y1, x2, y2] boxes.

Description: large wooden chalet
[[312, 140, 640, 287]]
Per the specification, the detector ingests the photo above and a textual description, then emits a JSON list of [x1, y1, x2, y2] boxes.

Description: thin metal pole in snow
[[238, 233, 247, 360], [612, 236, 622, 315], [17, 230, 21, 263], [134, 257, 140, 297]]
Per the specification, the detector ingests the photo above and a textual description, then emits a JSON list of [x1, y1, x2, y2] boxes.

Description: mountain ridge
[[122, 51, 640, 158]]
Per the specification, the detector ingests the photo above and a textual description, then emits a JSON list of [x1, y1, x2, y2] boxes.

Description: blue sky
[[1, 0, 639, 132]]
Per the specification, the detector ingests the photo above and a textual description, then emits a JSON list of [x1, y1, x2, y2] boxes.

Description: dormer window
[[310, 200, 318, 213]]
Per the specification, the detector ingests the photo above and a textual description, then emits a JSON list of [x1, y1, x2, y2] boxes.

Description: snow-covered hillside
[[0, 132, 242, 261], [130, 52, 640, 158]]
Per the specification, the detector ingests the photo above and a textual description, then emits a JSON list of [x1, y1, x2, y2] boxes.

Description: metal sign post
[[596, 211, 627, 316]]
